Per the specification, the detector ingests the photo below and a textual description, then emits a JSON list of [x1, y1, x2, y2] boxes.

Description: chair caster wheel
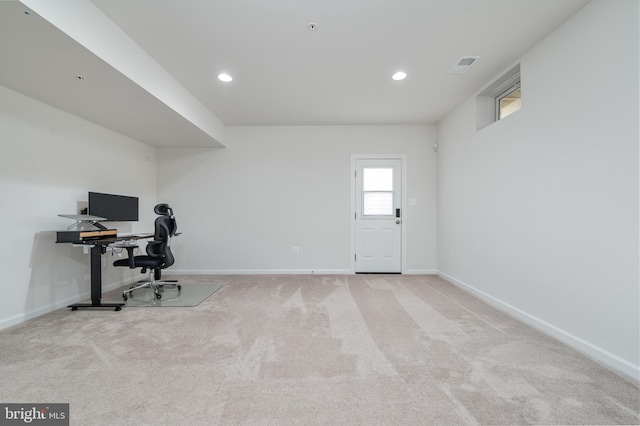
[[156, 293, 162, 300], [115, 306, 122, 311], [123, 294, 128, 301], [177, 285, 182, 291]]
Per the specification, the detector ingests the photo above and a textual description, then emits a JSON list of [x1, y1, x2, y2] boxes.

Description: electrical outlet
[[293, 247, 300, 255]]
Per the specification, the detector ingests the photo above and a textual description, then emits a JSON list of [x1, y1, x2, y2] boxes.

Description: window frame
[[362, 167, 395, 218], [476, 64, 521, 130]]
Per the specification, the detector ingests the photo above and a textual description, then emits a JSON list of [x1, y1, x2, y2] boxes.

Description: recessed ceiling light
[[218, 73, 233, 83], [392, 71, 407, 81]]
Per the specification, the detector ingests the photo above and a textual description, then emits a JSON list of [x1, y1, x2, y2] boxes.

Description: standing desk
[[57, 233, 152, 311]]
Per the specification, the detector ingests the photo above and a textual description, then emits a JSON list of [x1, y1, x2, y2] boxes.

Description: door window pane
[[363, 168, 393, 191], [364, 192, 393, 216], [363, 167, 394, 216]]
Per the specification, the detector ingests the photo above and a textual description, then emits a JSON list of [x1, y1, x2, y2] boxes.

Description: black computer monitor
[[88, 192, 139, 222]]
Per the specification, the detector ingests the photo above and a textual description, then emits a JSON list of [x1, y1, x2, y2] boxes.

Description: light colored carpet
[[0, 275, 638, 425]]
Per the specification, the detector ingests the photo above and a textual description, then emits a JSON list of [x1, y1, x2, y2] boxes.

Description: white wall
[[0, 85, 157, 329], [437, 0, 639, 379], [157, 125, 437, 274]]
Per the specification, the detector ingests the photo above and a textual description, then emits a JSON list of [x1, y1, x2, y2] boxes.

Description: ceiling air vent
[[448, 56, 479, 74]]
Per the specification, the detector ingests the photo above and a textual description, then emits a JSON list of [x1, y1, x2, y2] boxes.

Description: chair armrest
[[125, 246, 136, 268], [112, 243, 138, 268]]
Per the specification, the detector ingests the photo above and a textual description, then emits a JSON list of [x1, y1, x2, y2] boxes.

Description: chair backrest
[[146, 204, 176, 269]]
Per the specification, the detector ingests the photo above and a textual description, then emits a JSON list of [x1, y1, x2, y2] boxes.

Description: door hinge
[[354, 254, 357, 261], [354, 212, 357, 219]]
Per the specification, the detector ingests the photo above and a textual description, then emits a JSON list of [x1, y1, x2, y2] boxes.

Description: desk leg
[[68, 244, 125, 311]]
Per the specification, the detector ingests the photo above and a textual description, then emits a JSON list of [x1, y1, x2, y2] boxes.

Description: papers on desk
[[116, 233, 153, 240]]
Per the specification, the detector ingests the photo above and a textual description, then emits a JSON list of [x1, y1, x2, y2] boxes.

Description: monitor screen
[[88, 192, 139, 222]]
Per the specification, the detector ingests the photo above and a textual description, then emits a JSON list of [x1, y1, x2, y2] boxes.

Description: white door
[[354, 158, 402, 273]]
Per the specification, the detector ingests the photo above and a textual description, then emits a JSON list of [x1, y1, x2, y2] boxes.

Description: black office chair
[[115, 203, 181, 301]]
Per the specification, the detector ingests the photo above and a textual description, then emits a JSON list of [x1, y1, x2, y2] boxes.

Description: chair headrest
[[154, 203, 172, 216]]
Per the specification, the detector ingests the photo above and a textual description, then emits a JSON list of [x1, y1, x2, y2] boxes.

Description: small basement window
[[476, 64, 521, 130]]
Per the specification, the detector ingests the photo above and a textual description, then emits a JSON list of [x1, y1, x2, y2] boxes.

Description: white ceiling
[[0, 1, 227, 147], [1, 0, 590, 146]]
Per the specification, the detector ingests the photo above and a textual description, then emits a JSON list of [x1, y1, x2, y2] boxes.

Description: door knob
[[396, 220, 401, 224]]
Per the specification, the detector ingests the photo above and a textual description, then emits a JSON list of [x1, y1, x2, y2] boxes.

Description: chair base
[[123, 274, 181, 301]]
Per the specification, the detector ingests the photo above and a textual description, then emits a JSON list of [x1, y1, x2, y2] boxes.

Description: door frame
[[350, 154, 408, 274]]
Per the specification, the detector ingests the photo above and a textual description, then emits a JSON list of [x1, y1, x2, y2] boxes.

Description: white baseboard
[[0, 295, 80, 331], [0, 276, 141, 331], [168, 269, 438, 276], [405, 269, 438, 275], [437, 271, 640, 383], [165, 269, 352, 275]]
